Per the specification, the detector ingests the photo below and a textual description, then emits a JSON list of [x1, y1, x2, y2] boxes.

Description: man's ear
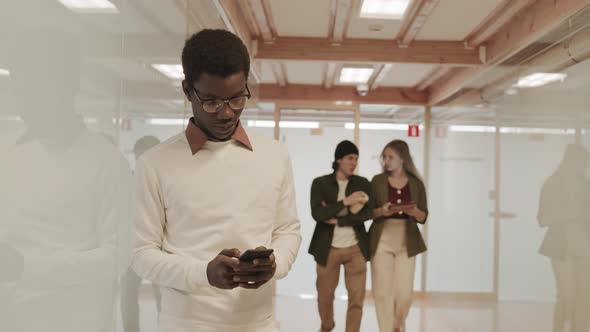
[[182, 80, 192, 102]]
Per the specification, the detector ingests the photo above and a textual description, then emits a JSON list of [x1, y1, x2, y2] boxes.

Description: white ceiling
[[93, 59, 166, 82], [270, 0, 331, 38], [416, 0, 501, 40], [284, 61, 326, 85], [82, 4, 159, 34], [259, 62, 277, 84], [378, 63, 436, 87], [123, 0, 187, 35]]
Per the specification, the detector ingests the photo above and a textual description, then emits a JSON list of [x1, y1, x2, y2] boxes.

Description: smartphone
[[239, 248, 274, 262], [390, 202, 416, 211]]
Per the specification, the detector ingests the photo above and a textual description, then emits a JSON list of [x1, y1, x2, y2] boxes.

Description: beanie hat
[[335, 140, 359, 160], [332, 140, 359, 170]]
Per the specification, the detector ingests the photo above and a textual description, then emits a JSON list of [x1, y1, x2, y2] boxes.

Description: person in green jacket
[[309, 140, 373, 332], [369, 139, 428, 332]]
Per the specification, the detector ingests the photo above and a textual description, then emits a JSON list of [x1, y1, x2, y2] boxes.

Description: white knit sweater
[[131, 130, 301, 332]]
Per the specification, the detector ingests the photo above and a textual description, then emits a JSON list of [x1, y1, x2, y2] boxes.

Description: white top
[[131, 130, 301, 332], [331, 179, 358, 248], [1, 129, 131, 332]]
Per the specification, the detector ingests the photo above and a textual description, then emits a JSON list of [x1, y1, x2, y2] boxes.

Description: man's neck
[[336, 170, 349, 181], [193, 118, 237, 142], [208, 135, 232, 142]]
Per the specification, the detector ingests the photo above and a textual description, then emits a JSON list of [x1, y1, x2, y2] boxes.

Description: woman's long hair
[[381, 139, 421, 179]]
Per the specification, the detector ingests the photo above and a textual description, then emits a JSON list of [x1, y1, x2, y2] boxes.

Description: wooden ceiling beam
[[322, 63, 342, 89], [236, 0, 262, 40], [368, 64, 393, 90], [416, 65, 453, 91], [271, 62, 288, 87], [329, 0, 354, 44], [429, 0, 590, 105], [258, 84, 428, 105], [397, 0, 441, 46], [214, 0, 262, 82], [245, 0, 277, 43], [486, 0, 590, 63], [255, 37, 482, 65], [464, 0, 537, 48]]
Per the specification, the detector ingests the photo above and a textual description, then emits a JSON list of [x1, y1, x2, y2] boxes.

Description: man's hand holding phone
[[235, 247, 276, 289], [207, 247, 276, 290], [206, 248, 242, 289]]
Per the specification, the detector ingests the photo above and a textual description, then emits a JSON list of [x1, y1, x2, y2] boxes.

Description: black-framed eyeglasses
[[191, 85, 251, 113]]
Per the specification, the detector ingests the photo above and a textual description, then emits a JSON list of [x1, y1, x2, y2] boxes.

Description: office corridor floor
[[116, 287, 556, 332]]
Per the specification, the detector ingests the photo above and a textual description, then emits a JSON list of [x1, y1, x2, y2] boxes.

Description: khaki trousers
[[316, 245, 367, 332]]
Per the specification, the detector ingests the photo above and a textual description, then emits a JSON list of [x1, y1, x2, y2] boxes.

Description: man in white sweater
[[131, 29, 302, 332], [1, 29, 130, 332]]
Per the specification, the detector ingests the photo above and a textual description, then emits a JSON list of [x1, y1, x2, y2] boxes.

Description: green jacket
[[369, 172, 428, 259], [308, 173, 373, 266]]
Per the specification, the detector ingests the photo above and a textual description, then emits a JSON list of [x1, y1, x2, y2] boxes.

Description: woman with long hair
[[369, 140, 428, 332], [538, 144, 590, 332]]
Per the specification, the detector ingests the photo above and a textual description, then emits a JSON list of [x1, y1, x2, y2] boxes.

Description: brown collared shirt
[[185, 118, 252, 155]]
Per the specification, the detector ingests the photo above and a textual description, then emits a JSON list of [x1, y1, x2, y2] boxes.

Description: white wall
[[427, 131, 495, 293]]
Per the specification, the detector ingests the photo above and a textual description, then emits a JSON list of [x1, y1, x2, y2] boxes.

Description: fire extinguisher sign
[[408, 125, 420, 137]]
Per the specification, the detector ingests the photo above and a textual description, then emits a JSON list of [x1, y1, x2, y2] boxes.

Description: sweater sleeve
[[272, 148, 302, 280], [131, 157, 209, 292]]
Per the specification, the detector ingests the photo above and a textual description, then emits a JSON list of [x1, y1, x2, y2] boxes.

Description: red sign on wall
[[408, 125, 420, 137]]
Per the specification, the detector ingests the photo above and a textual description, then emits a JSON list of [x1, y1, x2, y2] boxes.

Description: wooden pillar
[[420, 105, 431, 292]]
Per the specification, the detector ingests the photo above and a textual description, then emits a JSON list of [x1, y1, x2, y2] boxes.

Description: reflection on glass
[[0, 28, 131, 332], [120, 136, 162, 332], [538, 144, 590, 332]]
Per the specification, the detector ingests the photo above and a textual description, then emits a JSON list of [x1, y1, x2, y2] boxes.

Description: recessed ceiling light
[[345, 122, 409, 130], [57, 0, 119, 13], [247, 120, 320, 129], [360, 0, 411, 20], [449, 125, 496, 133], [514, 73, 567, 88], [339, 66, 375, 84], [0, 68, 10, 77], [151, 64, 184, 81], [148, 118, 188, 126]]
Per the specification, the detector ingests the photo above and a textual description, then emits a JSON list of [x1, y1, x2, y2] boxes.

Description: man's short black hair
[[181, 29, 250, 85]]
